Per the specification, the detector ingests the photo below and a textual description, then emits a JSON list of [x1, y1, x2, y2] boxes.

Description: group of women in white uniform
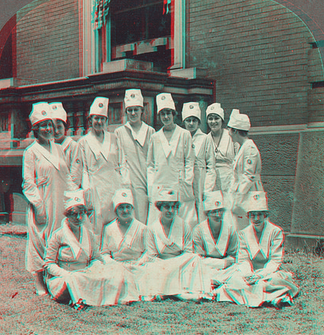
[[22, 89, 299, 310]]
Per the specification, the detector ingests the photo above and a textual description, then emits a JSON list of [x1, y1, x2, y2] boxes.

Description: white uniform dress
[[193, 213, 238, 284], [230, 139, 263, 230], [101, 218, 148, 295], [44, 220, 139, 306], [78, 130, 130, 236], [60, 136, 82, 187], [147, 125, 197, 228], [115, 122, 155, 223], [22, 141, 76, 274], [192, 129, 216, 223], [207, 129, 236, 207], [216, 220, 299, 307], [144, 215, 211, 298]]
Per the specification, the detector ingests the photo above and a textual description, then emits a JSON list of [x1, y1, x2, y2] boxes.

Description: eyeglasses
[[69, 210, 87, 218]]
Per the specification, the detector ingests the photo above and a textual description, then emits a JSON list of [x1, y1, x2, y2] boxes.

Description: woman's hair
[[32, 124, 40, 138], [64, 204, 87, 218], [155, 201, 180, 211], [237, 129, 248, 137]]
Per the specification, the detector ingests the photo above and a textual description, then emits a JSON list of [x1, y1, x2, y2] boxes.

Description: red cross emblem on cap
[[211, 106, 214, 110], [52, 105, 57, 110], [189, 105, 194, 109], [122, 192, 127, 197], [253, 195, 259, 200], [74, 197, 80, 201], [168, 190, 174, 195], [76, 159, 80, 164], [215, 201, 220, 207], [247, 159, 252, 164], [161, 96, 166, 100], [131, 94, 135, 98], [99, 103, 103, 108], [41, 111, 47, 115]]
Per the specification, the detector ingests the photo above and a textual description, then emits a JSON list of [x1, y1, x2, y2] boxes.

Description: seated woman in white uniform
[[193, 191, 238, 287], [145, 188, 211, 300], [44, 190, 139, 308], [101, 189, 148, 294], [216, 191, 299, 308]]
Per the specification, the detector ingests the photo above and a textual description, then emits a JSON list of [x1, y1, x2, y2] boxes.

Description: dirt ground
[[1, 233, 324, 335]]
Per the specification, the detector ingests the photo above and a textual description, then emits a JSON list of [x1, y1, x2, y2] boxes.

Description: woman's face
[[184, 116, 200, 135], [91, 115, 107, 132], [160, 202, 178, 221], [126, 106, 142, 125], [249, 211, 266, 231], [207, 208, 225, 223], [37, 120, 54, 142], [116, 203, 134, 222], [160, 109, 175, 127], [53, 119, 65, 143], [68, 207, 87, 227], [207, 114, 223, 133]]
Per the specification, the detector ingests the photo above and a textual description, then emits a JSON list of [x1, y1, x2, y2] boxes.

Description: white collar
[[242, 220, 272, 259], [62, 219, 90, 259], [61, 136, 73, 152], [34, 141, 60, 170], [156, 125, 181, 158], [85, 130, 111, 161], [201, 218, 231, 257], [125, 121, 149, 147], [109, 218, 139, 250], [153, 216, 183, 253], [192, 129, 206, 155]]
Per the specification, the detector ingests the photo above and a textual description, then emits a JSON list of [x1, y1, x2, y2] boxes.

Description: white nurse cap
[[29, 102, 52, 126], [243, 191, 268, 213], [156, 93, 176, 114], [203, 190, 225, 212], [124, 89, 144, 109], [155, 187, 179, 202], [49, 102, 67, 123], [206, 103, 224, 121], [227, 109, 251, 131], [112, 188, 134, 212], [64, 190, 86, 211], [182, 102, 201, 121], [89, 97, 109, 117]]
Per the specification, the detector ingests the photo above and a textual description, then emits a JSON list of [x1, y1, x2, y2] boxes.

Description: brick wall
[[188, 0, 324, 127], [16, 0, 80, 85]]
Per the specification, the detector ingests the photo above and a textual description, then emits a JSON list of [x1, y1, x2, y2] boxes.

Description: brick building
[[0, 0, 323, 247]]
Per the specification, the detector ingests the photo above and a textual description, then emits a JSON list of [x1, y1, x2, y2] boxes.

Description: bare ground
[[1, 233, 323, 335]]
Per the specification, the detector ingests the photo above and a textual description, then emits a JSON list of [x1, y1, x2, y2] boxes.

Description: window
[[85, 0, 184, 74]]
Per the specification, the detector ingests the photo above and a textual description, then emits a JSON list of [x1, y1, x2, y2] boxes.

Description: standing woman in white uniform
[[206, 103, 237, 208], [147, 93, 197, 228], [182, 102, 216, 223], [227, 109, 263, 231], [22, 102, 76, 295], [115, 89, 155, 224], [49, 102, 81, 187], [78, 97, 130, 238]]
